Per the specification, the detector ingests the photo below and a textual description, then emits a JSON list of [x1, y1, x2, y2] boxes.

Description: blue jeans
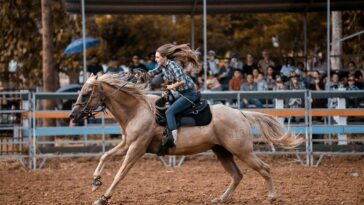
[[166, 90, 200, 130]]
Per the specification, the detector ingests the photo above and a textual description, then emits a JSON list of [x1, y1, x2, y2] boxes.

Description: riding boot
[[165, 128, 176, 148]]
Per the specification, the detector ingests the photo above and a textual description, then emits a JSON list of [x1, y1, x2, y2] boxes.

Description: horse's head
[[69, 74, 105, 123]]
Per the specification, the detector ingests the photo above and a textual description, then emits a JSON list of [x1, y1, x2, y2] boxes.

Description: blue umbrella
[[64, 37, 100, 54]]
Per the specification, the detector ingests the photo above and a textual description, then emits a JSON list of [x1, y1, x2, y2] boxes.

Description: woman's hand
[[166, 84, 175, 90]]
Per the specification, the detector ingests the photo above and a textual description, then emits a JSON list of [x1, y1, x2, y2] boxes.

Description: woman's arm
[[167, 81, 185, 90]]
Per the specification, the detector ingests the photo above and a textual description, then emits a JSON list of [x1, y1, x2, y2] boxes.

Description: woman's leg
[[166, 96, 194, 131]]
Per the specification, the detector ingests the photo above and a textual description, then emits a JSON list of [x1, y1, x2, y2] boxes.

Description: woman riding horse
[[148, 44, 200, 144]]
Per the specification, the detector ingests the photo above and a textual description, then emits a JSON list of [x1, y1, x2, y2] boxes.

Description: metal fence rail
[[1, 90, 364, 169]]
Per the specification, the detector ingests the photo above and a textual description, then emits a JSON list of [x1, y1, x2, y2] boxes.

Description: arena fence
[[1, 90, 364, 169]]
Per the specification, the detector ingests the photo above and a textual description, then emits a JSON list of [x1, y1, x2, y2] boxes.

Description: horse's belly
[[168, 126, 215, 155]]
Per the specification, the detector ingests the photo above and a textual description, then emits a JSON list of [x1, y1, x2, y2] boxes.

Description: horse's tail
[[241, 111, 303, 149]]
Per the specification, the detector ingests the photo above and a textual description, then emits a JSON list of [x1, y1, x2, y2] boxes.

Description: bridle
[[73, 81, 129, 120]]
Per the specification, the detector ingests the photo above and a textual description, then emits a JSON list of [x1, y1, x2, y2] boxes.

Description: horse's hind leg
[[237, 152, 277, 201], [92, 135, 128, 192], [211, 145, 243, 203]]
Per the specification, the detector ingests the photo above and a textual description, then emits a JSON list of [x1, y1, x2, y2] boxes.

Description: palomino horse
[[69, 73, 303, 205]]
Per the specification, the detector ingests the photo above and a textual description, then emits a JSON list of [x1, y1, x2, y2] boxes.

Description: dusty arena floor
[[0, 156, 363, 205]]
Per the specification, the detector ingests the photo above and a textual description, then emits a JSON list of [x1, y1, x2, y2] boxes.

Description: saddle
[[155, 96, 212, 128], [154, 92, 212, 156]]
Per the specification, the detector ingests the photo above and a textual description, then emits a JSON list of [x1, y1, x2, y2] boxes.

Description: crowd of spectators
[[86, 49, 364, 110]]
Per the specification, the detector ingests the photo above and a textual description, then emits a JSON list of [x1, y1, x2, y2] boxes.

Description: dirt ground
[[0, 155, 363, 205]]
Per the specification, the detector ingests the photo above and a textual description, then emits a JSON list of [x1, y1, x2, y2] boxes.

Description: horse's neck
[[104, 91, 139, 129], [103, 86, 151, 130]]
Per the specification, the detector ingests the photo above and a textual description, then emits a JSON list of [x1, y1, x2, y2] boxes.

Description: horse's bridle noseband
[[73, 82, 107, 120], [73, 81, 129, 120]]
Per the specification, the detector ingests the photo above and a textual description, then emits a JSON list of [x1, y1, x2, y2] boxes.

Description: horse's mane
[[95, 72, 156, 114]]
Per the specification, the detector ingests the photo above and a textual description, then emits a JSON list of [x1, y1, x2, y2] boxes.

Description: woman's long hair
[[156, 43, 200, 68]]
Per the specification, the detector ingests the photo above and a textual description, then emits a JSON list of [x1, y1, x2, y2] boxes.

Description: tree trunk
[[41, 0, 57, 146], [331, 11, 342, 71], [69, 69, 80, 84]]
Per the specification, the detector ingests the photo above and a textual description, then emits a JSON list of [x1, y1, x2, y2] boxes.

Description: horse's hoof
[[268, 193, 277, 202], [211, 197, 220, 204], [93, 195, 109, 205], [92, 176, 103, 192]]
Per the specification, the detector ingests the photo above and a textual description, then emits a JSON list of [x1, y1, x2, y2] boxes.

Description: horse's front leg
[[92, 135, 128, 192], [93, 142, 146, 205]]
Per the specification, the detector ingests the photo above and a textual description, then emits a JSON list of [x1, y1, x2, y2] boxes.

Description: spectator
[[217, 58, 234, 90], [229, 69, 244, 91], [266, 65, 276, 90], [252, 68, 260, 82], [327, 72, 344, 90], [273, 76, 286, 90], [286, 72, 305, 90], [258, 49, 275, 75], [308, 70, 325, 91], [206, 74, 222, 91], [345, 61, 363, 89], [207, 50, 220, 75], [242, 53, 257, 75], [106, 56, 124, 74], [230, 52, 243, 70], [87, 55, 103, 76], [146, 53, 157, 71], [240, 74, 262, 108], [280, 57, 300, 82], [313, 53, 327, 76], [129, 55, 148, 73], [346, 76, 360, 108], [328, 72, 346, 124], [309, 71, 326, 109], [287, 72, 305, 123], [256, 73, 268, 91]]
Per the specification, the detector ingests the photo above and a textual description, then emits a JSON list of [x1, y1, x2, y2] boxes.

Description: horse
[[69, 73, 303, 205]]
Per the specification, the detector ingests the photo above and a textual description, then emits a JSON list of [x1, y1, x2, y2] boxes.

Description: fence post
[[32, 92, 37, 170], [274, 98, 285, 124], [337, 97, 347, 145], [304, 90, 310, 166]]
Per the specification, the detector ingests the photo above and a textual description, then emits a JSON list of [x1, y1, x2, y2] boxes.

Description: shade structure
[[63, 0, 364, 15], [64, 37, 100, 54]]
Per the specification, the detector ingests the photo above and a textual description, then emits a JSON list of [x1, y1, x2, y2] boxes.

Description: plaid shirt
[[149, 60, 195, 93]]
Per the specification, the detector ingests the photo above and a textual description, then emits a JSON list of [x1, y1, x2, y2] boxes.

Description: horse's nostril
[[69, 113, 75, 119]]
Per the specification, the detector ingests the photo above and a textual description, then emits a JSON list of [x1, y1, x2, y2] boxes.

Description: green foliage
[[0, 0, 81, 89], [1, 2, 363, 90]]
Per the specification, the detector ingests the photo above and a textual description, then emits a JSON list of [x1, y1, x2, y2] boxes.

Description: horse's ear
[[90, 73, 94, 77]]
